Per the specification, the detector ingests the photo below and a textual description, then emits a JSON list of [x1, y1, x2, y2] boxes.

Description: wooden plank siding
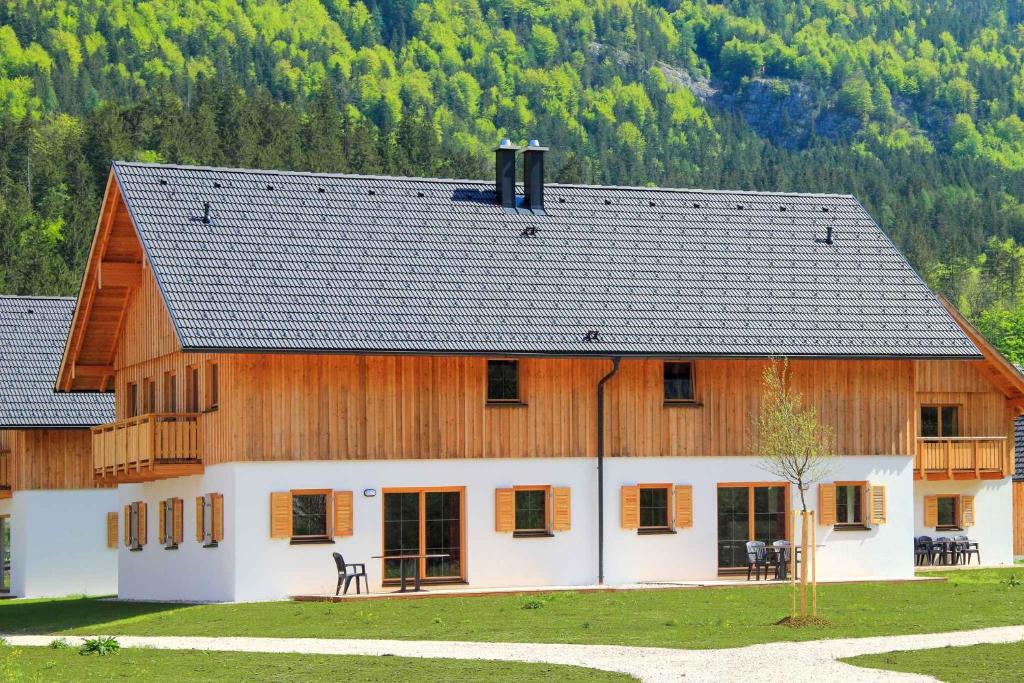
[[0, 429, 100, 490]]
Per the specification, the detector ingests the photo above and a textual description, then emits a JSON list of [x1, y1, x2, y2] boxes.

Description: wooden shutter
[[494, 488, 514, 532], [138, 502, 148, 546], [195, 496, 205, 542], [106, 512, 118, 549], [869, 485, 886, 525], [158, 501, 166, 544], [333, 490, 353, 537], [621, 485, 640, 529], [123, 505, 131, 546], [211, 493, 224, 542], [173, 497, 184, 544], [674, 485, 693, 528], [924, 495, 938, 527], [270, 492, 292, 539], [818, 484, 836, 526], [552, 487, 571, 532], [960, 495, 975, 527]]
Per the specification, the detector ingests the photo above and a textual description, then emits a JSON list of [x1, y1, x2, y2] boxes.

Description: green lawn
[[843, 641, 1024, 682], [2, 569, 1024, 650], [0, 646, 628, 682]]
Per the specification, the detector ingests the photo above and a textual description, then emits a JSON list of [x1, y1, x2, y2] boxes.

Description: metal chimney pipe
[[522, 139, 548, 213]]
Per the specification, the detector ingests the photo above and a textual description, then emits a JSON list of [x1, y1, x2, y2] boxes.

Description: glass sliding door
[[382, 488, 464, 583], [717, 484, 789, 571]]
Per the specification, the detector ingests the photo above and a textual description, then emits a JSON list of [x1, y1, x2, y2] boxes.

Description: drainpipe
[[596, 356, 621, 585]]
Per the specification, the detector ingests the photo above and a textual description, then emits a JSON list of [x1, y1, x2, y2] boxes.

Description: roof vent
[[368, 189, 376, 196], [266, 184, 274, 191], [159, 178, 168, 186], [416, 191, 425, 198], [583, 330, 600, 342], [494, 138, 519, 210], [826, 223, 834, 245], [213, 181, 222, 188], [821, 206, 829, 212], [737, 203, 744, 210], [202, 202, 212, 225], [318, 187, 326, 193], [603, 198, 612, 205], [522, 139, 548, 212], [692, 202, 701, 208], [521, 226, 538, 237], [649, 200, 656, 207], [779, 205, 786, 212]]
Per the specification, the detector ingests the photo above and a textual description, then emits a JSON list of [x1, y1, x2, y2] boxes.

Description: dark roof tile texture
[[112, 162, 979, 358], [0, 296, 113, 427]]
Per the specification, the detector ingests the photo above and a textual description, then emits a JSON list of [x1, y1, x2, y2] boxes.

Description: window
[[937, 495, 960, 530], [664, 361, 695, 402], [486, 360, 519, 402], [160, 498, 182, 550], [143, 378, 156, 414], [920, 405, 959, 437], [291, 490, 329, 540], [186, 366, 200, 412], [835, 483, 864, 526], [163, 372, 177, 413], [514, 487, 549, 534], [196, 493, 224, 547], [127, 382, 139, 418], [639, 485, 671, 530], [126, 501, 147, 550], [206, 362, 219, 410]]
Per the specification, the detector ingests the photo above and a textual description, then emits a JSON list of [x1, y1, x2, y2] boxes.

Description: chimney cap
[[495, 138, 520, 151], [523, 138, 549, 152]]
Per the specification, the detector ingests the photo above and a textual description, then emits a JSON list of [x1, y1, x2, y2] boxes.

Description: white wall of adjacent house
[[2, 489, 118, 598], [913, 478, 1013, 567], [115, 455, 915, 603]]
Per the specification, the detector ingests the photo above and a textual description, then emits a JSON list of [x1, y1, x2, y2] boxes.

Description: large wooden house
[[0, 296, 116, 597], [55, 148, 1024, 601]]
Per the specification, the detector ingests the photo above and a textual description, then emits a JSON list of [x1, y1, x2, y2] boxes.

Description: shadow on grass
[[0, 596, 188, 635]]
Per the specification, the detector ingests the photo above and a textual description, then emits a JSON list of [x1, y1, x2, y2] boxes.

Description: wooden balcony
[[92, 413, 204, 483], [915, 437, 1010, 480], [0, 450, 10, 499]]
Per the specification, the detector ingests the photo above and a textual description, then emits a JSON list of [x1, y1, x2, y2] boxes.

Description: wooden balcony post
[[974, 439, 980, 479], [945, 439, 952, 479]]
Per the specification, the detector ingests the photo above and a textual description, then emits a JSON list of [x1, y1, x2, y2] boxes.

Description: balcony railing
[[92, 413, 203, 482], [915, 437, 1010, 479]]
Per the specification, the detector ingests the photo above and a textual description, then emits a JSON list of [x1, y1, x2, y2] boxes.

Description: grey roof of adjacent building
[[0, 296, 114, 427], [110, 161, 981, 358]]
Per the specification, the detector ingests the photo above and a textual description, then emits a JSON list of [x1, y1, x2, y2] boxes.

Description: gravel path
[[5, 625, 1024, 682]]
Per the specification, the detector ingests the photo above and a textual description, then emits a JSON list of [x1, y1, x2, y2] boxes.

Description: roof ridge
[[0, 294, 76, 302], [112, 161, 855, 199]]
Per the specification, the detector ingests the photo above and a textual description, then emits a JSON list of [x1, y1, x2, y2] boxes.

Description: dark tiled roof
[[0, 296, 113, 427], [1016, 416, 1024, 481], [111, 161, 980, 358]]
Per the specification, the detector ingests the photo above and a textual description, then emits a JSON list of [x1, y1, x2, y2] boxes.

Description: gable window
[[920, 405, 959, 437], [639, 484, 671, 531], [514, 487, 549, 535], [206, 362, 219, 411], [143, 378, 156, 414], [937, 495, 960, 530], [127, 382, 139, 418], [186, 366, 200, 412], [292, 490, 330, 541], [163, 372, 177, 413], [664, 362, 694, 402], [487, 360, 519, 402], [835, 483, 865, 526]]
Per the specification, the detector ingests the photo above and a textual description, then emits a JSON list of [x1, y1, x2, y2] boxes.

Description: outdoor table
[[765, 546, 796, 580], [929, 539, 962, 565], [371, 553, 449, 593]]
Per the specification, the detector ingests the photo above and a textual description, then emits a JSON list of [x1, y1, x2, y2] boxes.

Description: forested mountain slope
[[4, 0, 1024, 357]]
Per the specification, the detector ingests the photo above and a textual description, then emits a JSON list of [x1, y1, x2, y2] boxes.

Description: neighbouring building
[[55, 147, 1024, 602], [0, 296, 116, 598]]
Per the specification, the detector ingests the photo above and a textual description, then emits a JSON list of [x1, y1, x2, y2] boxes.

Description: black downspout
[[596, 356, 621, 585]]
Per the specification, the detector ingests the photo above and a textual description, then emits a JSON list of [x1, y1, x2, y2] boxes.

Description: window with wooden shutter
[[924, 495, 939, 528], [195, 496, 205, 542], [552, 487, 571, 532], [621, 485, 640, 529], [211, 493, 224, 542], [158, 501, 166, 545], [960, 495, 975, 527], [106, 512, 118, 549], [869, 485, 886, 525], [270, 492, 292, 539], [333, 491, 353, 537], [494, 488, 514, 532], [818, 484, 836, 526], [123, 504, 131, 547], [138, 501, 147, 546], [674, 485, 693, 528]]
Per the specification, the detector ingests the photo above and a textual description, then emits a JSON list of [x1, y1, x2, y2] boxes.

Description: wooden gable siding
[[1, 429, 98, 490], [915, 360, 1014, 440], [113, 351, 918, 462], [114, 258, 180, 371]]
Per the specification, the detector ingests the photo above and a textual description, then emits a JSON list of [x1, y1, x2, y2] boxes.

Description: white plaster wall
[[117, 455, 915, 602], [913, 478, 1013, 566], [8, 489, 118, 598], [116, 467, 236, 602], [603, 456, 915, 583]]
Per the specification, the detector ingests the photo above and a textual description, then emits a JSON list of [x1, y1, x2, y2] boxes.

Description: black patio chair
[[914, 536, 932, 566], [933, 536, 953, 566], [333, 552, 368, 596], [954, 535, 980, 565], [771, 540, 792, 580], [745, 541, 769, 581]]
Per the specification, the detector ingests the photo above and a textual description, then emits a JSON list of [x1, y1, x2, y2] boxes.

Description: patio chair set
[[745, 540, 794, 580], [913, 536, 980, 566]]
